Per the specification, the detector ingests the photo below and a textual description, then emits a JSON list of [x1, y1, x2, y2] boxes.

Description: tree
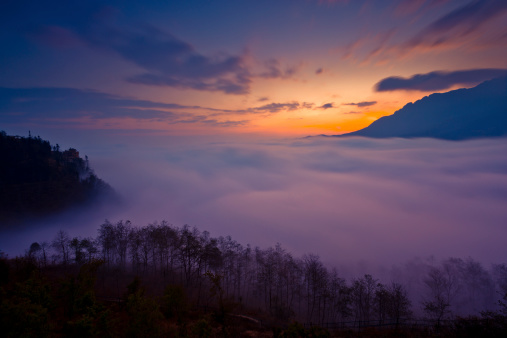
[[386, 282, 411, 327], [460, 258, 495, 313], [97, 220, 115, 266], [28, 242, 42, 264], [52, 230, 70, 265], [351, 274, 378, 325], [493, 264, 507, 315], [327, 269, 351, 322], [69, 237, 84, 264], [422, 267, 451, 325], [178, 225, 202, 285]]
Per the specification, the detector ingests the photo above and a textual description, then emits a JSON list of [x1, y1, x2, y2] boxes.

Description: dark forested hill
[[338, 76, 507, 140], [0, 131, 114, 226]]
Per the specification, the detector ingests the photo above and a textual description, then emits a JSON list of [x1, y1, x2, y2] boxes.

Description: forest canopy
[[1, 220, 507, 337], [0, 131, 114, 226]]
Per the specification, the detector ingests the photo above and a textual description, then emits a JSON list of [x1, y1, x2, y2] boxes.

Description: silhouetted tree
[[422, 267, 451, 324], [386, 282, 411, 326], [52, 230, 70, 265], [351, 274, 378, 325]]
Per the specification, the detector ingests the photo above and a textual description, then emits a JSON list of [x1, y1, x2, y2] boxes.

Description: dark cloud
[[343, 0, 507, 64], [0, 86, 253, 127], [315, 68, 323, 75], [251, 102, 301, 114], [170, 115, 249, 127], [0, 87, 185, 121], [402, 0, 507, 51], [344, 101, 377, 107], [258, 59, 299, 80], [375, 69, 507, 92], [128, 72, 250, 95], [94, 25, 251, 94], [257, 97, 270, 102], [241, 101, 315, 114], [11, 1, 252, 95], [319, 103, 334, 109], [0, 87, 319, 124]]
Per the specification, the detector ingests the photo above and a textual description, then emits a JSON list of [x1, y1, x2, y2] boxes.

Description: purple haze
[[1, 134, 506, 270]]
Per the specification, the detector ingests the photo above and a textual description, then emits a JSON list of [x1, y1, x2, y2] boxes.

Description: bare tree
[[387, 282, 411, 327], [351, 274, 378, 325], [422, 267, 451, 324], [52, 230, 70, 265]]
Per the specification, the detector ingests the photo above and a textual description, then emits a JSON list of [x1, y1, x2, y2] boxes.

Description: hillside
[[338, 76, 507, 140], [0, 131, 114, 226]]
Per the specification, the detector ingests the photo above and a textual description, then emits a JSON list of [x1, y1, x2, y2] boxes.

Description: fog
[[2, 134, 507, 272]]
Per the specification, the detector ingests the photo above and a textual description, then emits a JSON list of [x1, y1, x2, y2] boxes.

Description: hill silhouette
[[338, 76, 507, 140], [0, 131, 114, 226]]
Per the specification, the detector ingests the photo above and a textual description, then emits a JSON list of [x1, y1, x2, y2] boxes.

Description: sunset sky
[[2, 0, 507, 136], [1, 0, 507, 267]]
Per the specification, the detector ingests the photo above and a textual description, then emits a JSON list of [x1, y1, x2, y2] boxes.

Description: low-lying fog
[[2, 134, 507, 274]]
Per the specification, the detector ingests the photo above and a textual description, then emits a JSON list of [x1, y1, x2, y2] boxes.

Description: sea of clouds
[[2, 134, 507, 273]]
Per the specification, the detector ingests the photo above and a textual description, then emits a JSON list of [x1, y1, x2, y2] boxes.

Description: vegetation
[[0, 130, 114, 226], [1, 130, 506, 336], [1, 221, 506, 337]]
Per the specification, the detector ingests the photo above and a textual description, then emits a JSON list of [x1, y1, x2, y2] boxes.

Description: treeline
[[22, 220, 507, 325], [0, 131, 114, 225]]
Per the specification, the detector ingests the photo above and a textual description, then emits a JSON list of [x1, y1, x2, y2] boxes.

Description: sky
[[1, 0, 507, 268], [1, 0, 507, 136]]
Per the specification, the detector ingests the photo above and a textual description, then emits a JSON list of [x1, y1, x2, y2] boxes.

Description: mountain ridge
[[335, 76, 507, 140]]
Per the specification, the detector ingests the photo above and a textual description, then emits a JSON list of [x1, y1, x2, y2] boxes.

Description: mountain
[[338, 76, 507, 140], [0, 131, 115, 226]]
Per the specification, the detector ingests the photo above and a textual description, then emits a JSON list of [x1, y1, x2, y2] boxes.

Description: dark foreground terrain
[[0, 131, 114, 226], [1, 221, 507, 337]]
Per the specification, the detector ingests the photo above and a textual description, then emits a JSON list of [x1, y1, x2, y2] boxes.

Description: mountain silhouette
[[338, 76, 507, 140], [0, 131, 116, 227]]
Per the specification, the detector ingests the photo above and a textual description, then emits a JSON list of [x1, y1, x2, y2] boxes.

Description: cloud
[[250, 102, 301, 114], [344, 101, 377, 107], [170, 115, 249, 127], [248, 101, 316, 114], [96, 25, 251, 95], [315, 68, 323, 75], [0, 86, 255, 128], [6, 135, 506, 269], [340, 29, 397, 65], [393, 0, 451, 16], [0, 87, 320, 127], [16, 2, 252, 95], [394, 0, 427, 16], [319, 103, 334, 109], [401, 0, 507, 53], [375, 68, 507, 91], [341, 0, 507, 64], [0, 87, 182, 121], [257, 59, 299, 80]]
